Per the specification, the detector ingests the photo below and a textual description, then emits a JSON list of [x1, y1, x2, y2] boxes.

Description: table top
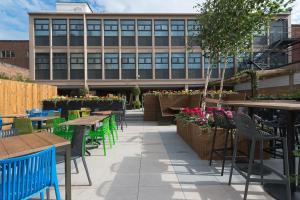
[[92, 110, 112, 115], [205, 98, 300, 110], [0, 132, 70, 160], [60, 115, 108, 126], [0, 114, 27, 118], [29, 116, 59, 121], [169, 107, 183, 111]]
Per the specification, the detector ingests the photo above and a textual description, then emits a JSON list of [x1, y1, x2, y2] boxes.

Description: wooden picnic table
[[60, 115, 108, 126], [0, 132, 72, 200], [92, 110, 112, 115], [212, 99, 300, 199], [29, 116, 59, 129]]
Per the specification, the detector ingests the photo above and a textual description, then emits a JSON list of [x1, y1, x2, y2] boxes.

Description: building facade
[[28, 7, 291, 92], [0, 40, 29, 69]]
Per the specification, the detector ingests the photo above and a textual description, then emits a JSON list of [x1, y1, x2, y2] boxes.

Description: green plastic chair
[[88, 117, 112, 156], [13, 118, 34, 134], [53, 118, 73, 141], [81, 108, 91, 117], [68, 110, 80, 120], [110, 114, 118, 142]]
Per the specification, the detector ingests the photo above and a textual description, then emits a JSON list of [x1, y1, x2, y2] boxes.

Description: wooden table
[[0, 132, 72, 200], [29, 116, 59, 129], [0, 114, 27, 118], [169, 107, 183, 111], [92, 110, 112, 115], [215, 99, 300, 199], [60, 115, 108, 126]]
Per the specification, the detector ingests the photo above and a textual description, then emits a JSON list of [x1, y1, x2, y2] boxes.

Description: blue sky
[[0, 0, 299, 40]]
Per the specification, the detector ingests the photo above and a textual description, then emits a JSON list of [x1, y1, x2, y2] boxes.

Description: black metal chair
[[56, 126, 92, 186], [209, 110, 236, 176], [0, 128, 18, 138], [229, 112, 291, 200]]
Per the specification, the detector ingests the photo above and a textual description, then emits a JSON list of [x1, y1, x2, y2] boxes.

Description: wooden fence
[[0, 79, 57, 117]]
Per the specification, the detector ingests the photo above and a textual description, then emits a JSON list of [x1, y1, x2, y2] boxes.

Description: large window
[[34, 19, 49, 46], [52, 19, 67, 46], [104, 20, 118, 46], [0, 51, 15, 58], [220, 56, 234, 78], [270, 52, 288, 68], [253, 27, 267, 45], [237, 52, 251, 72], [121, 20, 135, 46], [204, 57, 218, 78], [188, 53, 201, 79], [88, 53, 101, 79], [155, 20, 169, 46], [105, 53, 119, 79], [171, 53, 185, 79], [138, 20, 152, 46], [53, 53, 67, 80], [87, 19, 101, 46], [70, 53, 84, 79], [187, 20, 200, 46], [171, 20, 185, 46], [69, 19, 84, 46], [270, 19, 288, 44], [35, 53, 50, 80], [121, 53, 136, 79], [138, 53, 152, 79], [155, 53, 169, 79]]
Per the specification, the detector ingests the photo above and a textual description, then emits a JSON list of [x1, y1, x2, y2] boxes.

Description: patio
[[50, 110, 274, 200]]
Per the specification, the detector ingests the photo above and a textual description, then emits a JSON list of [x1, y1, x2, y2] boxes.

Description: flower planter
[[176, 119, 189, 141], [143, 95, 160, 121], [238, 136, 270, 159]]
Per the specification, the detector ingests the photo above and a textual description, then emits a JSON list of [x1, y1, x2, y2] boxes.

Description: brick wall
[[292, 25, 300, 63], [0, 40, 29, 68]]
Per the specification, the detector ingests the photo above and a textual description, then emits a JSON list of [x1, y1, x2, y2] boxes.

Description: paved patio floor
[[50, 110, 275, 200]]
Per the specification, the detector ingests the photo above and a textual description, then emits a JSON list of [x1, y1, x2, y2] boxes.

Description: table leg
[[38, 121, 42, 129], [65, 144, 72, 200]]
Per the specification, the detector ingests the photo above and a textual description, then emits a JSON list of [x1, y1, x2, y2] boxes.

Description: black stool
[[209, 110, 236, 176], [229, 112, 291, 200]]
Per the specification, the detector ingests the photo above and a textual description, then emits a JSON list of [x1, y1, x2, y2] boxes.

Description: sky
[[0, 0, 299, 40]]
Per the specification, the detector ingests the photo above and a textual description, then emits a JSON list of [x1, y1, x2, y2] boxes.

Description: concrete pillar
[[83, 14, 88, 87], [49, 18, 53, 81]]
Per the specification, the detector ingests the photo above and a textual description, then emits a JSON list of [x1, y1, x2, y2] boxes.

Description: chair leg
[[259, 140, 264, 184], [229, 134, 239, 185], [82, 157, 92, 186], [244, 139, 256, 200], [54, 179, 61, 200], [221, 129, 230, 176], [107, 131, 113, 149], [73, 159, 79, 174], [282, 138, 291, 200], [102, 135, 107, 156], [209, 126, 218, 166], [46, 188, 50, 200], [40, 191, 45, 200]]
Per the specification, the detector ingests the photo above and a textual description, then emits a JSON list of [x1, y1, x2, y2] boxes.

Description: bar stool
[[229, 112, 291, 200], [209, 109, 236, 176]]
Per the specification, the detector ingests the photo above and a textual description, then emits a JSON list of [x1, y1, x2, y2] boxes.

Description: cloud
[[291, 0, 300, 24]]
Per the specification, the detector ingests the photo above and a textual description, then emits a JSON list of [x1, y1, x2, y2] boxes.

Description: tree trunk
[[218, 54, 227, 107], [202, 57, 212, 111]]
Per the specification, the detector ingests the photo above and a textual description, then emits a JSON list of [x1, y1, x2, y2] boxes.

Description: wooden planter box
[[238, 136, 270, 159], [176, 119, 189, 141], [143, 95, 159, 121], [190, 123, 228, 160]]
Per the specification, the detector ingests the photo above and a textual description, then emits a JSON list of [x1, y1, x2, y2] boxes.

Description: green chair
[[81, 108, 91, 117], [53, 117, 73, 141], [13, 118, 34, 134], [68, 110, 80, 120], [88, 117, 112, 156], [110, 114, 118, 142]]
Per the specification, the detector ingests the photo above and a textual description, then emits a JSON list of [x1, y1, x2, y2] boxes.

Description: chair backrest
[[13, 118, 34, 134], [234, 112, 258, 139], [0, 146, 58, 200], [71, 126, 89, 157], [213, 110, 233, 129], [68, 110, 80, 120], [0, 117, 2, 130], [0, 129, 18, 138]]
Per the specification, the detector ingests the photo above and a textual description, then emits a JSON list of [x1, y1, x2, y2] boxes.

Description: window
[[104, 20, 118, 36], [105, 53, 119, 69], [204, 56, 219, 78], [188, 20, 200, 37], [35, 19, 49, 46], [35, 53, 50, 80], [138, 53, 152, 69], [220, 56, 234, 68], [35, 19, 49, 36], [53, 53, 67, 80], [270, 19, 288, 43], [121, 54, 136, 69], [171, 53, 185, 69], [70, 19, 84, 46], [155, 20, 169, 36], [188, 53, 201, 69], [237, 52, 251, 71], [121, 20, 135, 36], [155, 53, 169, 69], [70, 53, 84, 79], [171, 20, 185, 36], [0, 50, 15, 59], [87, 19, 101, 36], [88, 53, 102, 79], [52, 19, 67, 36], [138, 20, 152, 36]]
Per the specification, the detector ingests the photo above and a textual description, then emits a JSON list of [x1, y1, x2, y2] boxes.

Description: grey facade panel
[[121, 36, 135, 46], [156, 69, 169, 79], [53, 69, 68, 80], [138, 37, 152, 46], [188, 69, 201, 79], [172, 69, 185, 79], [122, 69, 136, 79], [105, 69, 119, 79], [139, 69, 152, 79], [70, 69, 84, 79], [35, 36, 49, 46], [155, 36, 169, 46], [87, 36, 101, 46], [171, 36, 185, 46], [53, 36, 67, 46], [104, 36, 119, 46], [70, 36, 84, 46]]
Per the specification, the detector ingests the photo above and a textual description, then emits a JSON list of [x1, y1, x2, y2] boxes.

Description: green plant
[[79, 86, 89, 97], [133, 100, 141, 109], [132, 86, 141, 96]]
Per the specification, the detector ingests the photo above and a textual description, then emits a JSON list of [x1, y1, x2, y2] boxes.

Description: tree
[[195, 0, 294, 102]]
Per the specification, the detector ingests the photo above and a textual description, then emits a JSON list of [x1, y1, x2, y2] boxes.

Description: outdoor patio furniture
[[68, 110, 80, 120], [53, 118, 73, 141], [229, 112, 291, 200], [0, 146, 61, 200], [13, 118, 34, 134], [80, 108, 91, 117], [29, 116, 59, 129], [0, 128, 18, 138], [57, 126, 92, 186], [0, 132, 71, 200], [110, 114, 118, 141], [209, 109, 236, 176]]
